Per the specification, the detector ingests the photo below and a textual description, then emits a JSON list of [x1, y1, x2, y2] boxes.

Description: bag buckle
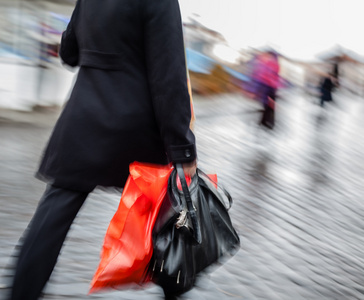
[[175, 210, 194, 230]]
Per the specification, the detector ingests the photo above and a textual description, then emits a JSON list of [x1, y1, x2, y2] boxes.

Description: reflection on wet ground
[[1, 89, 364, 299]]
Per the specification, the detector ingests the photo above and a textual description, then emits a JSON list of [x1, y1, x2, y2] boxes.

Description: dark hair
[[267, 51, 278, 59]]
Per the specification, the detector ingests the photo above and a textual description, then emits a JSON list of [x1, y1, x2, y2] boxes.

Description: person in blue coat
[[8, 1, 197, 299]]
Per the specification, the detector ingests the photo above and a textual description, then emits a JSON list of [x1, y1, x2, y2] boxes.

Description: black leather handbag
[[149, 164, 240, 296]]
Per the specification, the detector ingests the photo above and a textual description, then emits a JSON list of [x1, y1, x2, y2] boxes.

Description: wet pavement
[[1, 89, 364, 299]]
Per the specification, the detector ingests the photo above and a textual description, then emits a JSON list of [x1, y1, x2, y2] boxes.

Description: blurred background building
[[1, 0, 364, 111], [0, 0, 76, 111]]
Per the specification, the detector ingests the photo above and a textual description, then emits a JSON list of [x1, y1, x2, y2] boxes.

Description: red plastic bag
[[89, 162, 173, 293]]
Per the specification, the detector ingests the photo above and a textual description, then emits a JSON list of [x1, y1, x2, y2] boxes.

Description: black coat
[[37, 0, 196, 192], [320, 77, 334, 101]]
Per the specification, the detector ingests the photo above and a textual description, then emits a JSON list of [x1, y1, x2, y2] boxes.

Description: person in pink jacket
[[254, 51, 280, 128]]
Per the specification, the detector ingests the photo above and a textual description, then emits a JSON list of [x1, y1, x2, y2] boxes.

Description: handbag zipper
[[160, 260, 164, 272], [177, 270, 181, 284]]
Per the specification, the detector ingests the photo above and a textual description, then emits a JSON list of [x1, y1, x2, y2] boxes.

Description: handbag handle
[[196, 169, 233, 211], [176, 163, 202, 244]]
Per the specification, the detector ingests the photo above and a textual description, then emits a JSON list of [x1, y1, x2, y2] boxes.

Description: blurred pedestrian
[[319, 73, 336, 107], [254, 51, 280, 129], [8, 1, 197, 300]]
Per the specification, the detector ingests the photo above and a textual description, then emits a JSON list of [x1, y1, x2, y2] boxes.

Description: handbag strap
[[176, 163, 202, 244], [197, 169, 233, 210]]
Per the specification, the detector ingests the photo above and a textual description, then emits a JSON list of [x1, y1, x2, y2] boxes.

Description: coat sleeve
[[59, 1, 80, 67], [143, 0, 197, 163]]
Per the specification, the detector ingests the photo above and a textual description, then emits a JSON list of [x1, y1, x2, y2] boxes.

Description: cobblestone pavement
[[1, 89, 364, 300]]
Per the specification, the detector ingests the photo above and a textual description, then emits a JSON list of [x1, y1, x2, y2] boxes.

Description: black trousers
[[260, 104, 275, 129], [9, 185, 88, 300]]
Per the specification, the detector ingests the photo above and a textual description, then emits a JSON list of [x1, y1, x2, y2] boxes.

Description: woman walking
[[8, 1, 197, 299]]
